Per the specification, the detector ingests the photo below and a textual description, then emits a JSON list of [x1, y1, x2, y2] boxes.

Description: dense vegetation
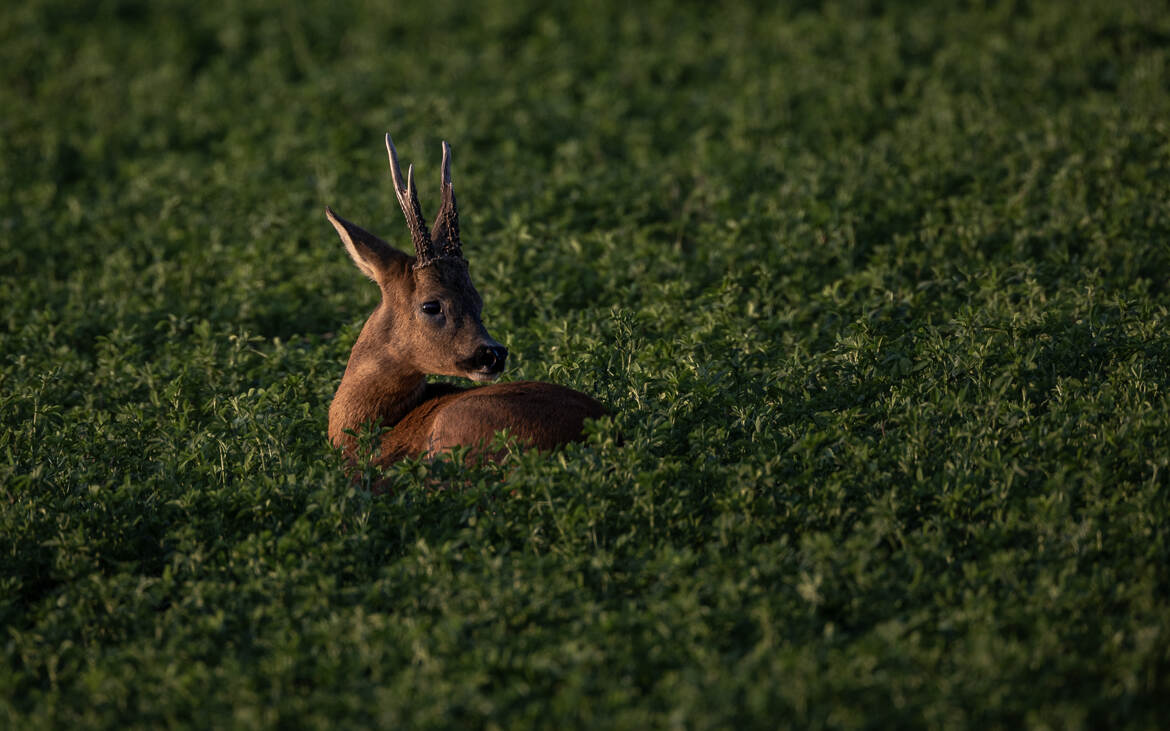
[[3, 0, 1169, 727]]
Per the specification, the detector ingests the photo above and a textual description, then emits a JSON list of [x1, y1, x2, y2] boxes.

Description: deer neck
[[328, 340, 426, 451]]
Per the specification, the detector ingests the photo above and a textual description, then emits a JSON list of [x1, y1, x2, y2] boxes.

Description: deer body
[[325, 135, 605, 467]]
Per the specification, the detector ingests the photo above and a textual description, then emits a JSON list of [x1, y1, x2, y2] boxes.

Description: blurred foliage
[[2, 0, 1170, 728]]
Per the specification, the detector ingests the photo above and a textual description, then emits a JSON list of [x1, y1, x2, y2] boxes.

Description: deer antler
[[430, 141, 463, 261], [385, 134, 439, 268]]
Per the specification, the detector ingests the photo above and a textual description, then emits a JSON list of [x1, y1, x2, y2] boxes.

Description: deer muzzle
[[460, 343, 508, 381]]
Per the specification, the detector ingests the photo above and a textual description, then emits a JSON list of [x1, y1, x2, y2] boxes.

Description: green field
[[3, 0, 1170, 727]]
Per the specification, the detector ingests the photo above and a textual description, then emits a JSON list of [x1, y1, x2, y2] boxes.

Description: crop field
[[3, 0, 1170, 727]]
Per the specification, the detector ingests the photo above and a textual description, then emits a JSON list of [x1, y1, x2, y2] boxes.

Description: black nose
[[474, 345, 507, 373]]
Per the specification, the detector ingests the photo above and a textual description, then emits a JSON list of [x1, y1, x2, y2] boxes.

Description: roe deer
[[325, 134, 606, 467]]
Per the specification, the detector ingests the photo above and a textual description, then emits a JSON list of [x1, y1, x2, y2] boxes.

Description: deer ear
[[325, 207, 410, 282]]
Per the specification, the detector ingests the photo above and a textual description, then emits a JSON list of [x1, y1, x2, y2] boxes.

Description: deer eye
[[420, 301, 442, 316]]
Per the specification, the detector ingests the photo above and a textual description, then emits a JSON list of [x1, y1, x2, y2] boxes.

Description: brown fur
[[325, 138, 605, 469], [362, 381, 605, 464]]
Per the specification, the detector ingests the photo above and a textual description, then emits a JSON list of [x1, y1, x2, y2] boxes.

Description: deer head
[[325, 135, 507, 383]]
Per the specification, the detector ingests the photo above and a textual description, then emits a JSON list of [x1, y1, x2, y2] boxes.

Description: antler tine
[[406, 163, 417, 207], [441, 140, 453, 188], [431, 139, 463, 259], [385, 133, 436, 265], [385, 134, 403, 193]]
